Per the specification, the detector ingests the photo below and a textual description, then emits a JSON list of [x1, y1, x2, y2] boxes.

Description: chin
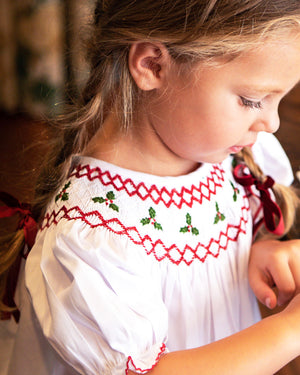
[[199, 153, 229, 164]]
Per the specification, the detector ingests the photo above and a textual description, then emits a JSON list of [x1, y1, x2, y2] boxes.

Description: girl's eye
[[240, 96, 262, 109]]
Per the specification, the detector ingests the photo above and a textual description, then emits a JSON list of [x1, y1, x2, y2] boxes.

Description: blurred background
[[0, 1, 299, 374], [0, 0, 95, 117]]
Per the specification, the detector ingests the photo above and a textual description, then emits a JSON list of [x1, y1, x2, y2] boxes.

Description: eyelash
[[240, 97, 263, 109]]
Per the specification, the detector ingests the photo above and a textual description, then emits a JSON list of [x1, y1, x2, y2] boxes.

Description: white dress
[[2, 132, 294, 375]]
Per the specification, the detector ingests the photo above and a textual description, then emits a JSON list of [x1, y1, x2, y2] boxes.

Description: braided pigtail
[[0, 230, 24, 318], [0, 192, 37, 320], [236, 147, 299, 239]]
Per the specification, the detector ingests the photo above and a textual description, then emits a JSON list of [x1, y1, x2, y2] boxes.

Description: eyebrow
[[243, 85, 283, 94], [244, 81, 300, 95]]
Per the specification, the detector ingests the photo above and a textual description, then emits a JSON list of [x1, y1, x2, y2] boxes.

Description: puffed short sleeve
[[25, 220, 168, 375], [251, 132, 294, 186]]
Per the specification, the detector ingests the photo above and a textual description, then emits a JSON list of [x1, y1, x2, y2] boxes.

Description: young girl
[[1, 1, 300, 374]]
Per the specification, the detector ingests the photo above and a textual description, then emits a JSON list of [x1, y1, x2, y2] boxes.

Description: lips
[[229, 143, 255, 154], [228, 146, 244, 153]]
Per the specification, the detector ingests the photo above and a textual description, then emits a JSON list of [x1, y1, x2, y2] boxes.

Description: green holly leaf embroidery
[[141, 218, 151, 225], [232, 158, 238, 168], [230, 181, 240, 202], [109, 203, 119, 212], [140, 207, 163, 230], [192, 227, 199, 235], [61, 193, 68, 201], [92, 191, 119, 212], [180, 213, 199, 235], [92, 197, 106, 204], [149, 207, 156, 219], [180, 227, 189, 233], [154, 222, 163, 231], [55, 181, 71, 202], [186, 213, 192, 225], [106, 191, 116, 200], [214, 202, 225, 224]]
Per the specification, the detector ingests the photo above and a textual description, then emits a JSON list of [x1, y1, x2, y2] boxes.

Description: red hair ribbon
[[0, 192, 37, 250], [233, 164, 285, 237], [0, 192, 38, 322]]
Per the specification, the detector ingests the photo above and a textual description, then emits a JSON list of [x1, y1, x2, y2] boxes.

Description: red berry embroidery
[[92, 191, 119, 212], [141, 207, 163, 230], [214, 202, 225, 224], [180, 213, 199, 235]]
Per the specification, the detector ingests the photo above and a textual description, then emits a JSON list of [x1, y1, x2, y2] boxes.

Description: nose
[[250, 109, 280, 134]]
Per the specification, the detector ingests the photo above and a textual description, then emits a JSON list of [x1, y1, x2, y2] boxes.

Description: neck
[[83, 112, 200, 176]]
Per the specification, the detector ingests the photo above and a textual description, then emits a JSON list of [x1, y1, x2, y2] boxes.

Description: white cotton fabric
[[2, 133, 293, 375], [252, 132, 294, 185]]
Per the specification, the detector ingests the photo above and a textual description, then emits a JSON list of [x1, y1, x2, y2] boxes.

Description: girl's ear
[[128, 42, 170, 91]]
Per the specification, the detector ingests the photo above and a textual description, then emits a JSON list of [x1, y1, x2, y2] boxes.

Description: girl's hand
[[249, 239, 300, 309]]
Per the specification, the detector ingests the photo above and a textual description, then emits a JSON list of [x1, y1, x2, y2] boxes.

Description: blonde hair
[[1, 0, 300, 312], [235, 147, 299, 240]]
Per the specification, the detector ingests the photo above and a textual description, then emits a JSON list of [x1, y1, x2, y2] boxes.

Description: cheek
[[152, 85, 245, 148], [201, 96, 247, 135]]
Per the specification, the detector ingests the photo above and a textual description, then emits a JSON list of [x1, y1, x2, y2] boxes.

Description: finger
[[248, 267, 277, 309], [289, 259, 300, 295], [269, 261, 296, 306]]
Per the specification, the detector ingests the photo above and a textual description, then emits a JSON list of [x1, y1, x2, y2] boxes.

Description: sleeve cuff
[[125, 343, 167, 374]]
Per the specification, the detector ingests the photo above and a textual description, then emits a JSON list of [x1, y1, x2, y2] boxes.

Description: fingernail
[[265, 297, 271, 309]]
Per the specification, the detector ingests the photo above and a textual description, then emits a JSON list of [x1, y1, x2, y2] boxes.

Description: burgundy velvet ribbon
[[233, 164, 285, 237], [0, 192, 38, 322]]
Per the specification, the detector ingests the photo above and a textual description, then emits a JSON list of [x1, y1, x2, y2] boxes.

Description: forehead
[[191, 35, 300, 94], [236, 37, 299, 84]]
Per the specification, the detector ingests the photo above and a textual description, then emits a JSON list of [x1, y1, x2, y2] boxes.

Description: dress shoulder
[[26, 162, 169, 375], [27, 223, 168, 374]]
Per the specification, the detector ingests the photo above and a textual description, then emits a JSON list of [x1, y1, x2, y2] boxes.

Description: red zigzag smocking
[[41, 195, 250, 266], [70, 164, 226, 208]]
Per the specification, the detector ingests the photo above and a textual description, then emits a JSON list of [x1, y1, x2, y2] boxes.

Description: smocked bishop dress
[[4, 132, 294, 375]]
